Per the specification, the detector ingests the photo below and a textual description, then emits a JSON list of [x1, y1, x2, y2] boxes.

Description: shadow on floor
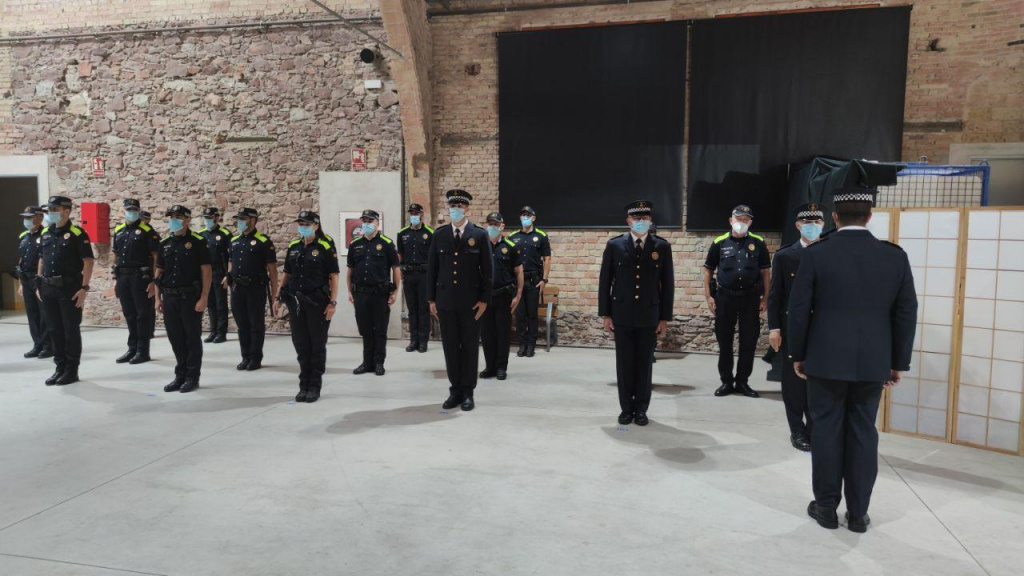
[[325, 403, 458, 435], [884, 455, 1024, 496], [115, 394, 293, 414], [759, 390, 783, 402], [652, 384, 696, 395]]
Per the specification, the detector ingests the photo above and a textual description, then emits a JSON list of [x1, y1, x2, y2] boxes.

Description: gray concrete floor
[[0, 318, 1022, 576]]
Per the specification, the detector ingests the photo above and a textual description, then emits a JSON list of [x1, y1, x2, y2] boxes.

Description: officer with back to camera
[[17, 205, 51, 360], [397, 203, 434, 353], [225, 207, 278, 371], [199, 207, 231, 344], [347, 209, 401, 376], [510, 206, 551, 358], [112, 198, 159, 365]]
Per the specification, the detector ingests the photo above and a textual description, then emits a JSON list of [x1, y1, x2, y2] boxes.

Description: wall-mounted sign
[[351, 148, 367, 171], [92, 156, 105, 178]]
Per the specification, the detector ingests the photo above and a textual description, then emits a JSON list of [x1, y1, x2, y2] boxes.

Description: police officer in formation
[[200, 207, 232, 344], [397, 203, 433, 353], [140, 210, 158, 339], [347, 209, 401, 376], [703, 205, 771, 399], [112, 199, 159, 365], [788, 187, 917, 533], [17, 205, 51, 359], [599, 200, 674, 426], [226, 207, 277, 372], [766, 203, 825, 452], [275, 211, 340, 403], [510, 206, 551, 358], [36, 196, 95, 386], [480, 212, 524, 381], [426, 189, 493, 411]]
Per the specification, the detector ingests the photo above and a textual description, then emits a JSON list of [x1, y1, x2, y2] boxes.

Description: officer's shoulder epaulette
[[350, 235, 365, 243], [69, 225, 84, 236], [41, 226, 50, 234], [161, 234, 172, 242], [881, 240, 904, 251], [509, 230, 521, 237], [380, 234, 393, 244], [323, 233, 334, 243], [749, 232, 765, 241], [114, 222, 126, 233], [535, 228, 547, 237], [198, 227, 208, 233], [398, 225, 410, 233], [503, 237, 516, 248], [254, 232, 269, 243], [318, 238, 332, 250], [231, 234, 241, 241], [713, 232, 730, 243], [139, 222, 152, 233], [424, 225, 434, 233], [190, 231, 204, 241], [289, 238, 301, 247], [19, 230, 28, 238], [219, 226, 231, 235]]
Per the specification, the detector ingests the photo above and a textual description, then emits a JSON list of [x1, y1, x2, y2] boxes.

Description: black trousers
[[207, 271, 229, 336], [438, 307, 481, 398], [354, 291, 390, 365], [807, 377, 883, 518], [614, 325, 657, 414], [39, 282, 82, 370], [403, 271, 430, 345], [286, 294, 331, 393], [163, 292, 203, 381], [481, 291, 513, 371], [781, 340, 811, 436], [714, 292, 761, 386], [516, 282, 540, 346], [21, 277, 50, 352], [116, 274, 154, 354], [231, 283, 267, 362]]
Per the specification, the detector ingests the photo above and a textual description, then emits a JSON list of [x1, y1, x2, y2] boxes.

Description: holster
[[352, 283, 390, 295]]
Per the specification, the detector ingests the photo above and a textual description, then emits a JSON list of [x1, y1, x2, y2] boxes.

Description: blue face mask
[[237, 219, 249, 233], [361, 222, 376, 236], [449, 207, 465, 222], [487, 225, 501, 239], [168, 218, 184, 232], [204, 218, 216, 230], [44, 212, 61, 226], [297, 225, 314, 238], [800, 222, 823, 241], [125, 210, 139, 223], [410, 215, 421, 226], [631, 219, 651, 236], [521, 216, 533, 228], [23, 218, 34, 231]]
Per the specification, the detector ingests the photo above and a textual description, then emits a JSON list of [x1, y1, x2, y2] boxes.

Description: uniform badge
[[135, 229, 142, 235], [501, 247, 508, 255], [423, 233, 428, 240], [250, 240, 257, 246], [652, 252, 659, 260], [63, 233, 70, 239], [185, 242, 192, 249], [312, 250, 320, 257], [376, 244, 383, 251], [216, 235, 222, 241], [532, 237, 539, 242], [748, 244, 755, 251], [468, 238, 476, 247], [36, 238, 41, 244]]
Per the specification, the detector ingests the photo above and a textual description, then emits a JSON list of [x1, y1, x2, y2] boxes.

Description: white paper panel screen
[[955, 210, 1024, 454]]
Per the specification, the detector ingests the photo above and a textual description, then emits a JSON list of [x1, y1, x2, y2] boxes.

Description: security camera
[[360, 48, 381, 64]]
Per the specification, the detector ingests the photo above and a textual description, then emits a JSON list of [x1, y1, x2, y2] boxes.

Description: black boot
[[204, 332, 216, 343], [735, 383, 760, 398], [38, 348, 54, 359], [24, 346, 41, 358], [375, 363, 386, 376], [246, 359, 262, 371], [418, 342, 428, 353], [129, 350, 151, 364], [164, 378, 184, 392], [212, 334, 227, 343], [116, 350, 136, 363], [442, 394, 463, 410], [45, 368, 64, 386], [236, 359, 250, 371], [406, 342, 418, 352], [516, 344, 527, 357], [353, 364, 371, 375], [55, 368, 79, 386], [496, 369, 507, 381], [296, 390, 309, 403], [525, 344, 536, 357], [305, 389, 320, 403], [714, 382, 734, 397], [179, 379, 199, 393], [479, 368, 496, 379]]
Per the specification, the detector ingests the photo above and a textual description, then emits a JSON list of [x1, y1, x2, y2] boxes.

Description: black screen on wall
[[498, 22, 687, 228], [686, 7, 911, 231]]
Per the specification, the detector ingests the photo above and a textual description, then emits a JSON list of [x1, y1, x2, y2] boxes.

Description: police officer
[[112, 199, 159, 365], [199, 207, 231, 344], [36, 195, 95, 386], [153, 206, 211, 393], [347, 209, 401, 376], [703, 204, 771, 398], [767, 203, 825, 452], [140, 210, 158, 340], [397, 203, 433, 353], [225, 207, 278, 371], [510, 206, 551, 358], [16, 205, 51, 359], [599, 200, 674, 426], [426, 189, 493, 411], [274, 211, 340, 403], [788, 187, 917, 533], [480, 212, 523, 381]]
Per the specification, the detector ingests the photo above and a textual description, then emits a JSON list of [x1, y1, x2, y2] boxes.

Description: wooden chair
[[541, 285, 559, 352]]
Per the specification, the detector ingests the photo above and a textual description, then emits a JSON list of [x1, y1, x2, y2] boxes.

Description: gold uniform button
[[635, 285, 640, 289], [454, 252, 459, 256], [454, 271, 458, 275], [634, 295, 639, 300], [454, 280, 458, 285]]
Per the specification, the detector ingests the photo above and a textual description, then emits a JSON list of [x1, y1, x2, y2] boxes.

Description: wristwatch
[[329, 300, 338, 306], [541, 278, 549, 283], [81, 285, 91, 291]]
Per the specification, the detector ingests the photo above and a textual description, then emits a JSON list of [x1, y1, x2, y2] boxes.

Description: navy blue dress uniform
[[599, 200, 674, 425], [228, 207, 276, 371], [426, 189, 493, 410], [280, 211, 340, 403], [510, 206, 551, 358], [347, 209, 400, 375], [155, 206, 212, 393], [397, 203, 434, 353], [704, 205, 771, 398], [17, 205, 51, 359], [767, 203, 825, 452], [112, 198, 160, 365], [199, 207, 232, 343], [480, 212, 523, 381], [788, 187, 917, 532], [37, 196, 95, 386]]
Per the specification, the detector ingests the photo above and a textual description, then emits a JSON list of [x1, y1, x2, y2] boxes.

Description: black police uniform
[[348, 225, 399, 372], [481, 231, 521, 378], [397, 218, 434, 351], [229, 220, 276, 368], [140, 211, 158, 339], [37, 200, 94, 385], [789, 191, 917, 526], [510, 223, 550, 356], [17, 209, 50, 357], [157, 223, 211, 391], [199, 215, 231, 342], [705, 224, 771, 396], [112, 201, 160, 362]]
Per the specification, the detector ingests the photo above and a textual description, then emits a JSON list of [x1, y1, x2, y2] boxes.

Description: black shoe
[[479, 369, 496, 379], [634, 412, 649, 426], [24, 347, 40, 358], [204, 333, 216, 343], [442, 395, 463, 410], [45, 369, 64, 386], [846, 512, 870, 533], [375, 363, 385, 376], [461, 397, 475, 411], [353, 364, 371, 375], [128, 352, 151, 365], [496, 369, 507, 381], [305, 389, 320, 403], [525, 345, 535, 357], [164, 378, 184, 392], [236, 359, 250, 371], [807, 501, 839, 529], [418, 343, 428, 353], [714, 383, 734, 397], [295, 390, 308, 403], [516, 345, 526, 357], [179, 380, 199, 393], [55, 370, 79, 386], [37, 349, 54, 359], [791, 432, 812, 452], [617, 411, 633, 425], [212, 334, 227, 344], [406, 343, 418, 352], [735, 383, 760, 398], [116, 350, 136, 363], [246, 360, 262, 371]]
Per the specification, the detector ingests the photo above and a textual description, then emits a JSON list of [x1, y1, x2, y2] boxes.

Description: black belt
[[115, 266, 151, 276], [493, 283, 516, 296], [717, 286, 758, 297], [402, 264, 425, 272], [352, 283, 390, 295], [233, 275, 267, 287], [161, 285, 198, 296], [38, 275, 79, 287]]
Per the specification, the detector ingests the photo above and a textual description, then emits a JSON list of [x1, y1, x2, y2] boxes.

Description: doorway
[[1, 176, 40, 312]]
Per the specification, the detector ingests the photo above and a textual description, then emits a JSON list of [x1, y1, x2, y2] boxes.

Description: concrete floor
[[0, 319, 1022, 576]]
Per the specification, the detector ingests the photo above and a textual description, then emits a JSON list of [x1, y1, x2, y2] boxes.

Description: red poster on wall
[[92, 156, 105, 178], [351, 148, 367, 171]]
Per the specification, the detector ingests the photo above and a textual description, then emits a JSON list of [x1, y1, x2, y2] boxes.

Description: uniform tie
[[635, 238, 643, 258], [455, 229, 462, 245]]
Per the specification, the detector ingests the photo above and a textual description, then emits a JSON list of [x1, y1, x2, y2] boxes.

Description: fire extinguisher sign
[[92, 156, 106, 178], [351, 148, 367, 171]]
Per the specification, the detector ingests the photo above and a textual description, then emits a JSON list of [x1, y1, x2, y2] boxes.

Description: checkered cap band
[[833, 193, 875, 203], [797, 209, 825, 219]]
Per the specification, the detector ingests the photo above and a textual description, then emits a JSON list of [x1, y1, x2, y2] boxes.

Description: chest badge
[[185, 242, 192, 249], [423, 233, 429, 240], [748, 244, 755, 251], [376, 244, 383, 251], [501, 247, 508, 254], [312, 249, 320, 257], [135, 229, 142, 235], [36, 238, 41, 244], [532, 237, 539, 242], [652, 252, 659, 260], [468, 238, 476, 247], [216, 235, 222, 241], [250, 240, 257, 246], [63, 233, 70, 239]]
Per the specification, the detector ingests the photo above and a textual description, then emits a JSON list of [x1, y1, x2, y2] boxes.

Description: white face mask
[[732, 221, 749, 235]]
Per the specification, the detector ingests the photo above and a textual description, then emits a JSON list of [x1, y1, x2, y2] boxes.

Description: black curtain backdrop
[[686, 7, 911, 231], [498, 22, 687, 228]]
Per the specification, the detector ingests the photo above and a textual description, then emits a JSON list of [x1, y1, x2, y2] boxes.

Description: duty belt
[[402, 263, 425, 272], [493, 283, 516, 296], [38, 275, 79, 287], [233, 274, 266, 287], [161, 285, 199, 296], [352, 283, 390, 295], [717, 285, 758, 297], [114, 266, 151, 276]]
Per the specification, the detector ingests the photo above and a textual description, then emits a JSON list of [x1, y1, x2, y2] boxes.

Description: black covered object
[[687, 7, 911, 231], [498, 22, 687, 228]]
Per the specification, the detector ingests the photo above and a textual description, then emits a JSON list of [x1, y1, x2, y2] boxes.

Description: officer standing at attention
[[140, 210, 158, 340], [199, 207, 231, 344], [599, 200, 674, 426], [702, 205, 771, 398], [36, 196, 95, 386], [347, 209, 401, 376], [225, 207, 277, 371], [480, 212, 523, 381], [274, 211, 340, 404], [152, 206, 211, 393], [788, 187, 917, 533], [112, 199, 159, 365], [510, 206, 551, 358], [426, 189, 493, 411], [17, 205, 51, 359], [767, 203, 825, 452], [396, 203, 433, 353]]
